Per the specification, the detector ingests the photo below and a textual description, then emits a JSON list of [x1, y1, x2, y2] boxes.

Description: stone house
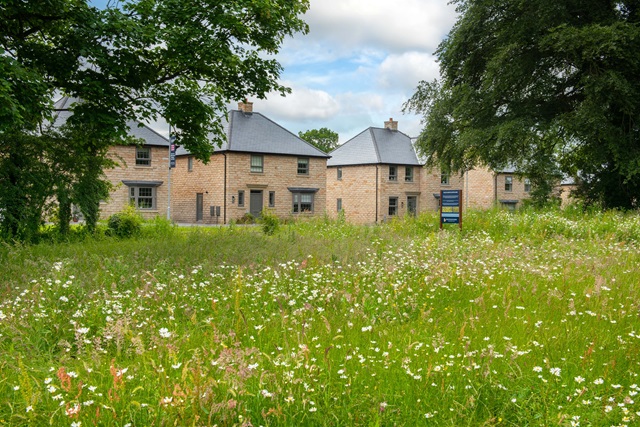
[[53, 97, 171, 220], [101, 134, 171, 220], [327, 118, 541, 224], [326, 118, 425, 223], [171, 101, 329, 224]]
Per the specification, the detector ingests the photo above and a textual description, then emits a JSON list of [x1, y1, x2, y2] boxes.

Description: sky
[[256, 0, 458, 142], [91, 0, 459, 143]]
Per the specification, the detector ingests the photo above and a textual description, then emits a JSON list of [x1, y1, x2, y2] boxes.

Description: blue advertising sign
[[440, 190, 462, 229], [169, 135, 177, 169], [441, 190, 460, 207]]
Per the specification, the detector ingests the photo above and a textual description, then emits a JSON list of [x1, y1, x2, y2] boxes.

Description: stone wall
[[495, 173, 531, 209], [101, 145, 170, 220], [171, 154, 225, 224], [420, 167, 466, 212], [464, 167, 497, 210], [171, 152, 327, 224], [225, 153, 327, 223], [377, 164, 423, 222], [326, 165, 378, 224]]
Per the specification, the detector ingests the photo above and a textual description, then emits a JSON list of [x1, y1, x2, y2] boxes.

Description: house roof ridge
[[227, 110, 236, 150], [369, 127, 382, 163], [52, 96, 169, 144]]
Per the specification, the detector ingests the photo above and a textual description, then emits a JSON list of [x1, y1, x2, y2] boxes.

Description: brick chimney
[[238, 100, 253, 113], [384, 117, 398, 131]]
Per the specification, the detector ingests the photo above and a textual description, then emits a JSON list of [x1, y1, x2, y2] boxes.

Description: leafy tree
[[298, 128, 339, 153], [0, 0, 309, 240], [404, 0, 640, 209]]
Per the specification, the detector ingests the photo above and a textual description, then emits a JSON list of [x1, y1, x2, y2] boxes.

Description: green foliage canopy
[[0, 0, 309, 240], [1, 0, 310, 159], [404, 0, 640, 209], [298, 127, 339, 153]]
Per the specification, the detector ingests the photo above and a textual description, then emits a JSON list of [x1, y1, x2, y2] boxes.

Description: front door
[[407, 196, 418, 216], [196, 193, 203, 221], [250, 190, 263, 218]]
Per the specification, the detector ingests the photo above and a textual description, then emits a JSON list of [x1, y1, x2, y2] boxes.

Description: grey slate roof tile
[[327, 127, 421, 167], [52, 97, 169, 147], [176, 110, 329, 158]]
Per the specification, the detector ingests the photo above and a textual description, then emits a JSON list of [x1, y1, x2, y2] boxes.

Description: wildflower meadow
[[0, 208, 639, 426]]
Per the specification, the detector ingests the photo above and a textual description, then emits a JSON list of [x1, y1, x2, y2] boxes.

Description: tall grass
[[0, 208, 639, 426]]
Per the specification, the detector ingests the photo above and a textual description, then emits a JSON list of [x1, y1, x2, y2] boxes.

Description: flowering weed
[[0, 209, 639, 425]]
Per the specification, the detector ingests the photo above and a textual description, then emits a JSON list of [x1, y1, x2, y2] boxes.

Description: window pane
[[337, 168, 342, 180], [297, 158, 309, 174], [251, 155, 263, 172], [388, 197, 398, 216], [136, 147, 151, 165], [139, 187, 152, 197], [138, 197, 153, 209], [405, 167, 413, 181], [389, 166, 397, 181], [505, 176, 513, 191], [292, 192, 313, 213]]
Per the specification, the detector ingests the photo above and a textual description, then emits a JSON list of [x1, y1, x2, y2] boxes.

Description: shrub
[[236, 213, 255, 224], [107, 206, 142, 238], [259, 209, 279, 235]]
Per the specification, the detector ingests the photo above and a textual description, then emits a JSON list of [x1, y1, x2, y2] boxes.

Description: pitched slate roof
[[176, 110, 329, 158], [327, 127, 421, 167], [52, 97, 169, 147]]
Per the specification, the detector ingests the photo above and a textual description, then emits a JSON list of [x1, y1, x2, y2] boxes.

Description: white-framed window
[[238, 190, 245, 207], [505, 176, 513, 192], [250, 155, 263, 173], [269, 191, 275, 207], [388, 197, 398, 216], [441, 173, 450, 185], [389, 165, 397, 181], [337, 198, 342, 212], [130, 186, 156, 209], [187, 156, 194, 172], [524, 178, 531, 192], [136, 147, 151, 166], [337, 167, 342, 180], [297, 157, 309, 175], [405, 166, 414, 182], [292, 193, 314, 213]]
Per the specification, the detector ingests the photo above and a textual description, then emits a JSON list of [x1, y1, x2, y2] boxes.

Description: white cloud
[[304, 0, 457, 53], [377, 52, 441, 92], [254, 85, 340, 122]]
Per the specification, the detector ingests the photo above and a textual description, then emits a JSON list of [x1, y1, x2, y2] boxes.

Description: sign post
[[440, 189, 462, 230], [167, 133, 176, 220]]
